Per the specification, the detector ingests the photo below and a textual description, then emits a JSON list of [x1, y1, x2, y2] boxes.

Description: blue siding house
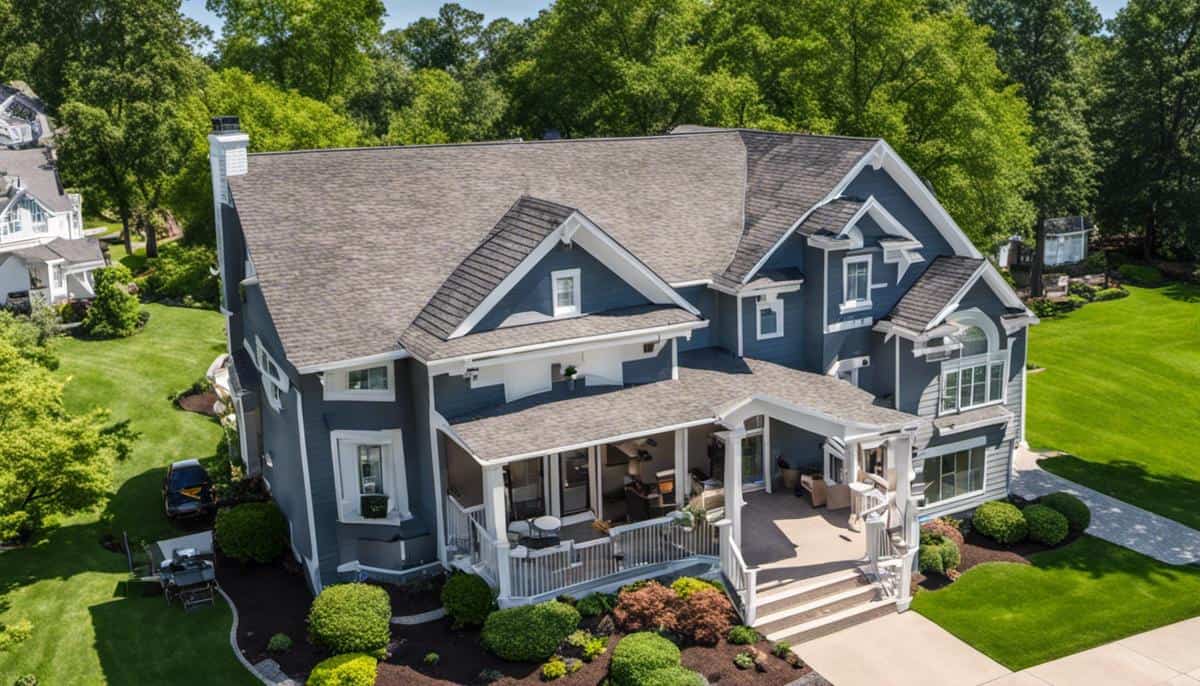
[[208, 119, 1036, 644]]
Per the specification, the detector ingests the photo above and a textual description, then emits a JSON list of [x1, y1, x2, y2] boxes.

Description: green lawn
[[0, 304, 255, 685], [1027, 283, 1200, 529], [913, 536, 1200, 670]]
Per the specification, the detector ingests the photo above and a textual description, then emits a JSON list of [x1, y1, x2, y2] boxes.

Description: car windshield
[[169, 467, 208, 489]]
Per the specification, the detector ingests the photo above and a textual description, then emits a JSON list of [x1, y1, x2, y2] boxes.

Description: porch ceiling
[[444, 349, 921, 464]]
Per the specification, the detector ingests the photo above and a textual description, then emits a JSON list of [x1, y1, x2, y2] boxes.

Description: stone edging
[[217, 586, 277, 686], [391, 606, 446, 625]]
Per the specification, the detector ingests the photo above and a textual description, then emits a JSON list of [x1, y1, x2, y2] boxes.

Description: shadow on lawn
[[1161, 281, 1200, 303], [1032, 535, 1200, 587], [1040, 455, 1200, 532]]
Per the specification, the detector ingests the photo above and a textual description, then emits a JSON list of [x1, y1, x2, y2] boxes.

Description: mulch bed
[[371, 573, 445, 617], [918, 528, 1083, 591], [682, 639, 821, 686], [178, 389, 219, 416], [214, 552, 326, 679]]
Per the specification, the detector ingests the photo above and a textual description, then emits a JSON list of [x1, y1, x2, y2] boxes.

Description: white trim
[[428, 371, 447, 565], [551, 268, 581, 318], [824, 317, 873, 334], [294, 391, 322, 592], [736, 294, 744, 356], [935, 409, 1012, 436], [894, 335, 901, 410], [1019, 342, 1028, 447], [296, 349, 410, 375], [329, 429, 413, 524], [755, 294, 784, 340], [927, 262, 1028, 332], [449, 212, 699, 338], [321, 362, 396, 402], [841, 254, 873, 313], [669, 279, 712, 288]]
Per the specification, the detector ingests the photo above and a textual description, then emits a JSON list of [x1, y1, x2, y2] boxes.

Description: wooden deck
[[740, 490, 866, 589]]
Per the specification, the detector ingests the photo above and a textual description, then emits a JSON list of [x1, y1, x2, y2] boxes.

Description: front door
[[559, 449, 590, 516], [505, 459, 545, 521]]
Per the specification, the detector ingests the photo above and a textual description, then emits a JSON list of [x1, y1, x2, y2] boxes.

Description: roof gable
[[886, 256, 1026, 335]]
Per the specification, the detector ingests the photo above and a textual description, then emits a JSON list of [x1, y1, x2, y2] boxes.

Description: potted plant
[[361, 494, 389, 519], [673, 509, 695, 531], [777, 456, 801, 491], [563, 365, 578, 390]]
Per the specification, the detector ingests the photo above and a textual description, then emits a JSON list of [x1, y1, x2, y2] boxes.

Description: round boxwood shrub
[[481, 600, 581, 662], [307, 583, 391, 655], [1024, 504, 1070, 546], [576, 592, 615, 618], [441, 572, 495, 627], [1040, 492, 1090, 533], [610, 632, 682, 686], [972, 501, 1028, 545], [669, 576, 719, 599], [645, 665, 706, 686], [215, 501, 288, 563], [307, 653, 377, 686]]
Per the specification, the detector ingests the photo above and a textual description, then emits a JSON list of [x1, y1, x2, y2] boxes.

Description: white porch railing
[[470, 517, 501, 586], [500, 515, 718, 602], [445, 495, 485, 557], [717, 520, 758, 625], [866, 494, 920, 609]]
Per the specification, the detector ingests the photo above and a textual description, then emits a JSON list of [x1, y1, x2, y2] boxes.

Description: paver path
[[1011, 447, 1200, 565]]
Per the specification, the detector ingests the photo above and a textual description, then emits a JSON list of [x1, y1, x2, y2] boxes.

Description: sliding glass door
[[559, 449, 590, 516], [505, 459, 545, 521]]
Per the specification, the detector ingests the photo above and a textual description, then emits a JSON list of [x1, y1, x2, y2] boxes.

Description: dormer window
[[840, 255, 872, 313], [756, 294, 784, 340], [552, 268, 581, 317]]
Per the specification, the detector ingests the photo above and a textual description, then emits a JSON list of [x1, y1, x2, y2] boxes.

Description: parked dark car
[[163, 459, 215, 519]]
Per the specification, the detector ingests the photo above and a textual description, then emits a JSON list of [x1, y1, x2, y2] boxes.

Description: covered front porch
[[435, 350, 925, 616]]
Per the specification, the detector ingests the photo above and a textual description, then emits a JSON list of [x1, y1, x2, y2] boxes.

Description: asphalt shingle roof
[[1, 148, 72, 212], [449, 349, 920, 463], [228, 129, 879, 368], [402, 304, 700, 361], [886, 256, 983, 332], [796, 197, 866, 236], [12, 237, 102, 265]]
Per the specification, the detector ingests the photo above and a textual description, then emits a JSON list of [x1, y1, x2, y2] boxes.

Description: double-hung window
[[921, 447, 985, 505], [940, 325, 1006, 414], [357, 445, 384, 495], [255, 337, 289, 411], [551, 268, 581, 317], [349, 366, 388, 391], [756, 295, 784, 340], [841, 255, 872, 312], [324, 363, 395, 401]]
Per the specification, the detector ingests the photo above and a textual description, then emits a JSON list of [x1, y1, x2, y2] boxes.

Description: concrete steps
[[752, 565, 895, 645]]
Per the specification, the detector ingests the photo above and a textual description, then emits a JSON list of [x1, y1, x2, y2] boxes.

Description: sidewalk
[[1011, 446, 1200, 565]]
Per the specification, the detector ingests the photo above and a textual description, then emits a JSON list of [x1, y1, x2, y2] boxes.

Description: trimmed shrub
[[1040, 492, 1091, 533], [576, 592, 615, 617], [83, 265, 142, 338], [728, 625, 760, 645], [307, 583, 391, 655], [1068, 281, 1097, 300], [542, 658, 567, 681], [918, 533, 961, 575], [1094, 287, 1129, 301], [733, 652, 755, 669], [676, 588, 733, 645], [1024, 504, 1070, 546], [267, 633, 293, 653], [423, 652, 439, 665], [610, 632, 681, 686], [0, 619, 33, 651], [1028, 298, 1056, 319], [215, 501, 288, 563], [612, 581, 678, 633], [1118, 263, 1163, 286], [973, 501, 1028, 545], [670, 576, 720, 599], [441, 572, 495, 627], [645, 666, 706, 686], [307, 653, 377, 686], [481, 600, 580, 662], [140, 244, 220, 306], [1065, 294, 1089, 311], [921, 519, 964, 547]]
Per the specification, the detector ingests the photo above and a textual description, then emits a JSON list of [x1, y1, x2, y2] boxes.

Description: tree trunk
[[144, 212, 158, 259], [1030, 215, 1047, 298], [120, 210, 132, 255], [1143, 204, 1156, 261]]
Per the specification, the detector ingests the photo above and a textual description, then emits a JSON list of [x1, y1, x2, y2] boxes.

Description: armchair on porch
[[624, 483, 669, 522]]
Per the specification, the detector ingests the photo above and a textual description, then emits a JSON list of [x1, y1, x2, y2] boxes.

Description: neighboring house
[[0, 83, 51, 149], [997, 216, 1093, 269], [0, 147, 100, 307], [210, 117, 1036, 641]]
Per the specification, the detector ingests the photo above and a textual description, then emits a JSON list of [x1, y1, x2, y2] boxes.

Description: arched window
[[941, 312, 1006, 414]]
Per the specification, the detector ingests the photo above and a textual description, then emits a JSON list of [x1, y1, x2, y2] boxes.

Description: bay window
[[921, 447, 985, 505]]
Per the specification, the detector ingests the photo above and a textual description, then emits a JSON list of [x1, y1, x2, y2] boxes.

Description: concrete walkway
[[1011, 446, 1200, 565]]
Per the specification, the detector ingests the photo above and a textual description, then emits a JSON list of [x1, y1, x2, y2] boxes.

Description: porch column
[[673, 429, 687, 508], [721, 427, 746, 547], [481, 464, 513, 600]]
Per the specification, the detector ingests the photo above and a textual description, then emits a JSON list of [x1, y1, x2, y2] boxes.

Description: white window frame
[[330, 429, 411, 524], [938, 312, 1007, 416], [254, 336, 289, 412], [322, 363, 396, 402], [755, 294, 784, 340], [551, 268, 581, 318], [840, 254, 873, 314], [919, 446, 987, 508]]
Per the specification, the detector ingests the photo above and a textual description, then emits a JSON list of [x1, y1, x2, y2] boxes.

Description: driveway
[[798, 613, 1200, 686]]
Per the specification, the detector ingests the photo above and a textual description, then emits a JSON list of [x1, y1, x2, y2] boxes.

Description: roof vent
[[211, 116, 241, 134]]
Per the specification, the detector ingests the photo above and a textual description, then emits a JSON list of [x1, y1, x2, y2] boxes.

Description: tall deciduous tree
[[207, 0, 385, 102], [56, 0, 205, 257], [970, 0, 1100, 295], [1095, 0, 1200, 259], [397, 3, 486, 74], [385, 68, 504, 145], [704, 0, 1035, 249]]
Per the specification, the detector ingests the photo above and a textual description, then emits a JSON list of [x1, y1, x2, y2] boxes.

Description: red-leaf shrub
[[675, 588, 733, 645], [613, 581, 677, 632], [921, 519, 964, 547]]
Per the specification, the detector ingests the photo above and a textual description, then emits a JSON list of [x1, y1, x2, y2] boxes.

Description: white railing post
[[496, 542, 512, 603], [865, 513, 885, 578]]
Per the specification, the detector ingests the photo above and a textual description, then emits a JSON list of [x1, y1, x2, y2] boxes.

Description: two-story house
[[210, 117, 1036, 644], [0, 147, 100, 307]]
